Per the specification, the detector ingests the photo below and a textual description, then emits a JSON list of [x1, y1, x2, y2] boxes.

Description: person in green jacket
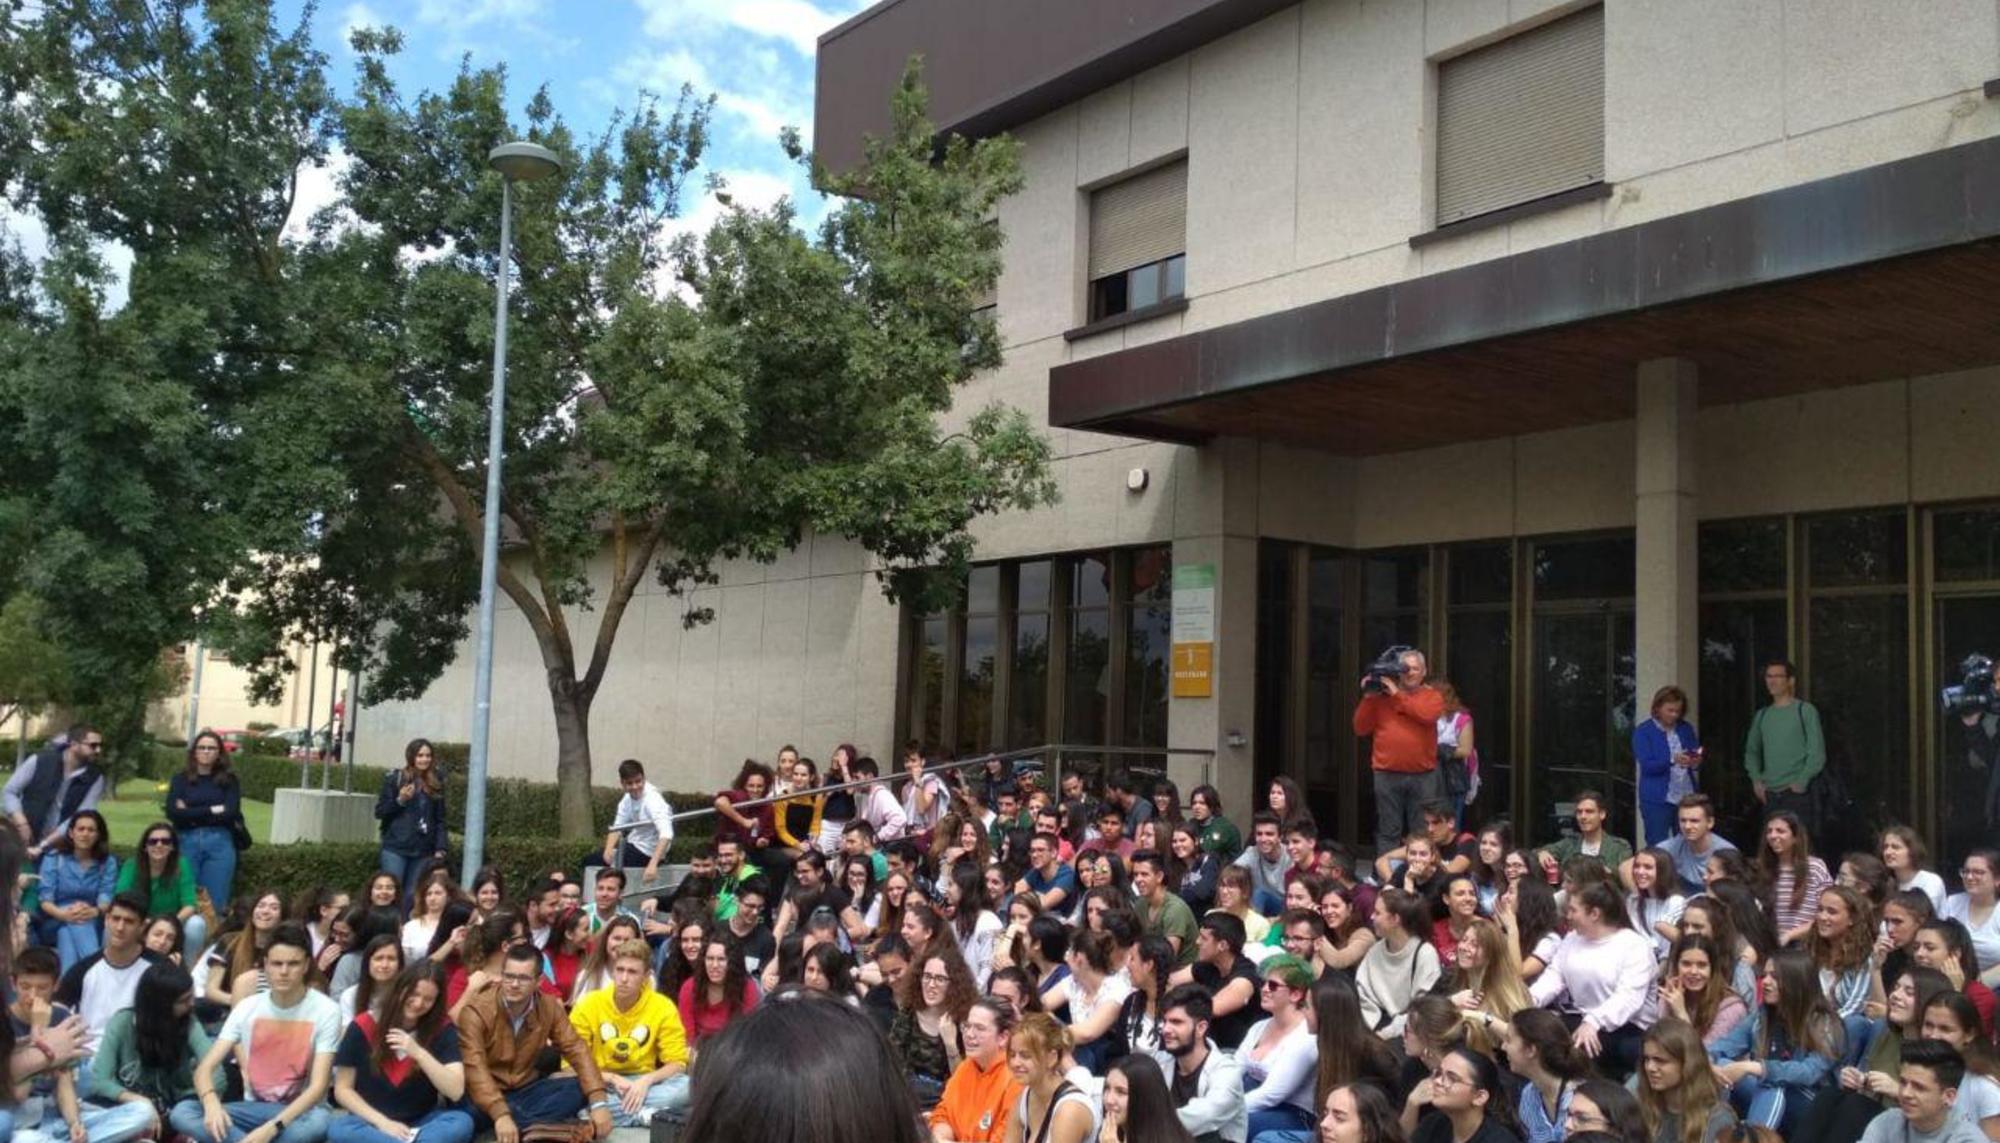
[[91, 960, 223, 1131], [115, 821, 205, 956], [1745, 659, 1827, 834], [1188, 784, 1242, 863]]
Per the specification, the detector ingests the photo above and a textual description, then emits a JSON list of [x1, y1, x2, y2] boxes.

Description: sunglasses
[[145, 837, 175, 848]]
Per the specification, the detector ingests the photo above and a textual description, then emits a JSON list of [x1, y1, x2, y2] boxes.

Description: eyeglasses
[[145, 837, 174, 848], [1961, 866, 1992, 878], [920, 973, 951, 986], [500, 973, 539, 985], [1260, 979, 1295, 992], [1431, 1071, 1472, 1091]]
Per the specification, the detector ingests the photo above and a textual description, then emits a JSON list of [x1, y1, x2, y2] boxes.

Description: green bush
[[211, 752, 715, 845], [231, 835, 679, 900]]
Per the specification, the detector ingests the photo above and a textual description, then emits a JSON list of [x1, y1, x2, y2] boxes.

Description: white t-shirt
[[1058, 972, 1134, 1031], [1943, 894, 2000, 974], [53, 948, 159, 1051], [1626, 892, 1687, 960], [218, 989, 343, 1103], [610, 782, 675, 859], [1957, 1073, 2000, 1130], [1901, 870, 1949, 914], [401, 917, 439, 961]]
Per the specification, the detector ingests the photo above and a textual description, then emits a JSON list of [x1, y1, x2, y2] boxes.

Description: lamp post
[[464, 140, 562, 883]]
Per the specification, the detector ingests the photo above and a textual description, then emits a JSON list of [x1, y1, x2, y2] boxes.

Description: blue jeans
[[10, 1091, 158, 1143], [604, 1075, 690, 1127], [1728, 1077, 1816, 1136], [170, 1099, 332, 1143], [327, 1108, 475, 1143], [470, 1074, 586, 1130], [180, 826, 238, 913], [1248, 1104, 1315, 1142], [1251, 889, 1285, 918]]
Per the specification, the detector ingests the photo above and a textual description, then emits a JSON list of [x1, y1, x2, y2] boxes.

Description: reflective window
[[1807, 512, 1906, 588], [1700, 518, 1787, 594], [1935, 508, 2000, 583]]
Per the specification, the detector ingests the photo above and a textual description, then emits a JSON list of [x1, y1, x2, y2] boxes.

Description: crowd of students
[[5, 732, 2000, 1143], [673, 743, 2000, 1143]]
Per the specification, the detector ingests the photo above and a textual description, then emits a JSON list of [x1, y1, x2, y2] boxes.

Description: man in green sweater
[[1745, 658, 1826, 833]]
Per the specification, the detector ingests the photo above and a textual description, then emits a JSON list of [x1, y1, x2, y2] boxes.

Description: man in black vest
[[2, 724, 106, 858]]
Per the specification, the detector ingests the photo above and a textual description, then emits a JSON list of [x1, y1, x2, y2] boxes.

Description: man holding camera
[[1352, 647, 1445, 857]]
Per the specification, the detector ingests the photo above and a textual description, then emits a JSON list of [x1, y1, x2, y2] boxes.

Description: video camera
[[1361, 645, 1414, 696], [1941, 653, 1996, 717]]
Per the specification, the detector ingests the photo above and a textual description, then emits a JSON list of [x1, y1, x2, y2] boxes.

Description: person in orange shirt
[[930, 997, 1023, 1143], [1352, 646, 1446, 858]]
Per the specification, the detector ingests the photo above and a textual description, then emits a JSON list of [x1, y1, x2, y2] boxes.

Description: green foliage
[[0, 2, 1051, 841], [138, 746, 714, 844], [229, 834, 702, 902]]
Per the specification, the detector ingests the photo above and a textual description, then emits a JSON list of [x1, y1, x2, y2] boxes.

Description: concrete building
[[360, 0, 2000, 862]]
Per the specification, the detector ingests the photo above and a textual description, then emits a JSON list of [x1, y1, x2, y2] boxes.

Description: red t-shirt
[[676, 977, 760, 1043]]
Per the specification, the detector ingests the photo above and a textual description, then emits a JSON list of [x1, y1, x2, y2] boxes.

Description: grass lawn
[[97, 782, 274, 854]]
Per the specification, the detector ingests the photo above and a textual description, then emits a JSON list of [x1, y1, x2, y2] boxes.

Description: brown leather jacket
[[458, 987, 606, 1123]]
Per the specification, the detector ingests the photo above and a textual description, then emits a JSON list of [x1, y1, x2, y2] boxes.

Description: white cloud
[[283, 147, 355, 242], [636, 0, 865, 57], [339, 2, 384, 43]]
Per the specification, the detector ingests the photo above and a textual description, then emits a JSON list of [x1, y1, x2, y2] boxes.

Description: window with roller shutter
[[1435, 5, 1605, 227], [1087, 159, 1187, 322]]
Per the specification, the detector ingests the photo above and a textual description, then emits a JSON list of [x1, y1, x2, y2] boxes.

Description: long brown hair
[[1759, 949, 1843, 1061], [1663, 933, 1735, 1037], [1638, 1018, 1722, 1143], [402, 738, 442, 796], [1803, 885, 1874, 974], [1311, 974, 1397, 1116], [894, 935, 978, 1021], [371, 960, 450, 1073], [1755, 811, 1816, 914], [184, 730, 235, 780]]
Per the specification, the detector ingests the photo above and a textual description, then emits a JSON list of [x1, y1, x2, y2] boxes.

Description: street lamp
[[464, 140, 562, 883]]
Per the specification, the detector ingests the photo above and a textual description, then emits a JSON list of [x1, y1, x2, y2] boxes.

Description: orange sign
[[1172, 642, 1213, 697]]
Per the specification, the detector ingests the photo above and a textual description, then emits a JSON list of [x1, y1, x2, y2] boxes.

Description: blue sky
[[281, 0, 874, 235], [0, 0, 871, 283]]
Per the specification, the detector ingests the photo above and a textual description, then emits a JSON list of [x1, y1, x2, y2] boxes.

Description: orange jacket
[[1352, 688, 1445, 773], [929, 1054, 1022, 1143]]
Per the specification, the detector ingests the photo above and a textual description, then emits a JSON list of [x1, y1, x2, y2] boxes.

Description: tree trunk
[[549, 679, 597, 839]]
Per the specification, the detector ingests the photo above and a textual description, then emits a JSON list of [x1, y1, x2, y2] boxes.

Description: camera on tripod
[[1941, 653, 1996, 717], [1361, 645, 1414, 696]]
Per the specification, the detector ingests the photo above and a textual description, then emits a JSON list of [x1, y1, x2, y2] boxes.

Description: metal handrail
[[603, 743, 1217, 834], [596, 742, 1215, 899]]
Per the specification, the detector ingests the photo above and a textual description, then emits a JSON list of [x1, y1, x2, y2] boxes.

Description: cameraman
[[1352, 648, 1445, 856], [1959, 706, 2000, 831]]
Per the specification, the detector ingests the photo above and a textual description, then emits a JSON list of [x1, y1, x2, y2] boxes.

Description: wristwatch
[[273, 1119, 289, 1134]]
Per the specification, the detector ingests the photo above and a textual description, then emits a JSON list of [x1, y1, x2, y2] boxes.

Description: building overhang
[[1048, 134, 2000, 456], [814, 0, 1296, 174]]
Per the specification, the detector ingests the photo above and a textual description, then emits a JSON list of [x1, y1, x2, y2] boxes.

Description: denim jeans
[[1640, 800, 1677, 849], [53, 918, 102, 975], [469, 1075, 586, 1131], [604, 1074, 690, 1127], [10, 1091, 158, 1143], [1247, 1104, 1315, 1142], [180, 826, 238, 914], [184, 911, 211, 961], [169, 1099, 332, 1143], [327, 1108, 475, 1143], [1728, 1077, 1816, 1136]]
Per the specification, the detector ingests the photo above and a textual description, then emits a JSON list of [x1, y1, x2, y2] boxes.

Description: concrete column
[[1167, 438, 1259, 818], [1634, 358, 1699, 840]]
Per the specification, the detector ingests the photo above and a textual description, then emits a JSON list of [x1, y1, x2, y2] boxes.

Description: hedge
[[228, 838, 620, 901], [136, 741, 715, 846]]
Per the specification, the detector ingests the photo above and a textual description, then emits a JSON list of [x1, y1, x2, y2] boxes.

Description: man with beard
[[1148, 984, 1245, 1143]]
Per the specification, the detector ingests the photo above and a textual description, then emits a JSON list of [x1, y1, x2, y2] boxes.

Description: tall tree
[[0, 0, 335, 759], [222, 40, 1052, 836], [0, 1, 1052, 836]]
